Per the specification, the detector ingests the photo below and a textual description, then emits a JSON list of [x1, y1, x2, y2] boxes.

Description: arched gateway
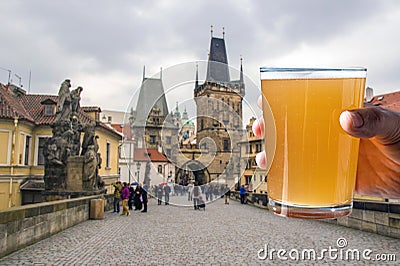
[[175, 160, 210, 186]]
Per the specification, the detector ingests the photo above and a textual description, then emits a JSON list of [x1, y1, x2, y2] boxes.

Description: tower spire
[[240, 56, 244, 83], [142, 65, 146, 81], [195, 62, 199, 91]]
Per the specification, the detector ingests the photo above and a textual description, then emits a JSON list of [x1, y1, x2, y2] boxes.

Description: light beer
[[261, 68, 366, 219]]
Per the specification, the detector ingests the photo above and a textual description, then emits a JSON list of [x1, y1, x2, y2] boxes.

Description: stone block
[[24, 207, 39, 218], [376, 224, 389, 237], [66, 156, 84, 191], [365, 202, 389, 212], [6, 220, 21, 235], [350, 208, 363, 220], [389, 227, 400, 238], [337, 216, 348, 226], [361, 221, 377, 233], [54, 202, 67, 212], [22, 217, 35, 230], [374, 212, 389, 226], [362, 210, 375, 223], [39, 204, 54, 215], [389, 203, 400, 214], [18, 226, 35, 247], [389, 217, 400, 229], [347, 217, 362, 230]]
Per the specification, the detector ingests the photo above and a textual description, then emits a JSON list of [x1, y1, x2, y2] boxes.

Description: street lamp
[[136, 161, 141, 184]]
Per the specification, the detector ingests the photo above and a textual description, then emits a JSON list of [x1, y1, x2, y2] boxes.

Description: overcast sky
[[1, 0, 399, 123]]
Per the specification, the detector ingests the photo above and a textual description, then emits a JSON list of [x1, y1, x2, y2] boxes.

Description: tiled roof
[[0, 83, 34, 122], [369, 91, 400, 112], [0, 83, 122, 139], [19, 93, 93, 125], [111, 123, 131, 139], [134, 148, 168, 162]]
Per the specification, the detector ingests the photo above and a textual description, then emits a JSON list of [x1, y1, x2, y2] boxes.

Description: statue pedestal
[[66, 156, 84, 192]]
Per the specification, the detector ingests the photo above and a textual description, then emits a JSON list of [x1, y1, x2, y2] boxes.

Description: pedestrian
[[141, 185, 148, 213], [120, 182, 130, 216], [134, 184, 143, 211], [192, 185, 201, 210], [224, 184, 231, 204], [197, 195, 206, 210], [157, 184, 163, 205], [188, 183, 194, 201], [112, 181, 122, 213], [128, 184, 134, 210], [239, 185, 246, 204], [164, 184, 171, 205]]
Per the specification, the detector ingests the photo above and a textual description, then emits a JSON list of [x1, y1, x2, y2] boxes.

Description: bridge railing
[[230, 191, 400, 239]]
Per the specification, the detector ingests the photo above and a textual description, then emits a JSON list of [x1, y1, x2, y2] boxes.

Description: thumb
[[339, 107, 400, 144]]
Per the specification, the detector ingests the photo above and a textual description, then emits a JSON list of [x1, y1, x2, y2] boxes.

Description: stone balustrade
[[0, 194, 113, 257]]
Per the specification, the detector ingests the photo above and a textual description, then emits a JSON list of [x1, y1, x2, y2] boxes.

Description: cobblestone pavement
[[1, 196, 399, 265]]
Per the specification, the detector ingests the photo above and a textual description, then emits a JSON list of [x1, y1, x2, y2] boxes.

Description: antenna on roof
[[14, 73, 22, 87], [222, 27, 225, 39], [160, 67, 162, 80], [210, 25, 213, 37], [143, 65, 146, 81], [28, 70, 31, 93], [0, 66, 11, 84]]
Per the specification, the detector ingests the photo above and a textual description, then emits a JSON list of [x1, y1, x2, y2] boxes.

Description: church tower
[[194, 27, 245, 182]]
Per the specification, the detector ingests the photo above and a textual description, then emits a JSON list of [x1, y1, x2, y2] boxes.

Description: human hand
[[253, 96, 400, 199]]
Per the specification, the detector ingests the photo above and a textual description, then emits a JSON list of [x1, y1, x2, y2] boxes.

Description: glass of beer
[[260, 67, 366, 219]]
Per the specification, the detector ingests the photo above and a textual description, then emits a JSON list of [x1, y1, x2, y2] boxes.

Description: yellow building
[[238, 117, 267, 193], [0, 83, 121, 210]]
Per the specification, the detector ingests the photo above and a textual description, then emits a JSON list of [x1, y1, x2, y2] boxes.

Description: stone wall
[[0, 194, 114, 258], [230, 191, 400, 239]]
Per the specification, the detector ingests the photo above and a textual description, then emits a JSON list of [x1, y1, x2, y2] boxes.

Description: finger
[[252, 117, 265, 138], [257, 95, 262, 109], [339, 107, 400, 145], [256, 151, 267, 169]]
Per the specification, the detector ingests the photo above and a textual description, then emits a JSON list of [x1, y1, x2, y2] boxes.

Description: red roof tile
[[134, 148, 169, 162], [0, 82, 121, 140]]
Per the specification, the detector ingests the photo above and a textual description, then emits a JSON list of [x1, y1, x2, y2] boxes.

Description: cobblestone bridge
[[0, 196, 399, 265]]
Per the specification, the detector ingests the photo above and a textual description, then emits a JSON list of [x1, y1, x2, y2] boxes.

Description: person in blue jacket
[[239, 185, 247, 204]]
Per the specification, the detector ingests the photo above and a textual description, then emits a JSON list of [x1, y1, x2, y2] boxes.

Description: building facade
[[0, 83, 121, 210]]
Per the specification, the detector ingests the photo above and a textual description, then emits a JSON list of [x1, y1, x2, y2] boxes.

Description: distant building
[[192, 31, 245, 185], [238, 118, 267, 193], [0, 83, 121, 210]]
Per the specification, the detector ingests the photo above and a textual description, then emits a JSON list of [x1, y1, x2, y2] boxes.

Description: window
[[166, 136, 171, 145], [249, 144, 253, 154], [44, 105, 54, 115], [106, 142, 111, 169], [166, 149, 171, 157], [108, 116, 112, 123], [24, 135, 31, 165], [223, 139, 230, 151], [150, 135, 156, 144], [260, 175, 263, 182], [158, 165, 163, 174], [200, 119, 204, 130], [37, 137, 48, 165]]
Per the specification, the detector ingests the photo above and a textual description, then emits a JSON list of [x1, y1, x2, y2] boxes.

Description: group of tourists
[[112, 181, 241, 213], [112, 181, 148, 215]]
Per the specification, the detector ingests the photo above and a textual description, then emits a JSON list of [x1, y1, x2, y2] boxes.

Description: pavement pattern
[[0, 196, 399, 265]]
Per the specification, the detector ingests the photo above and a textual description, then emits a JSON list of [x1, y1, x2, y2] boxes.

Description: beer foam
[[260, 67, 367, 80]]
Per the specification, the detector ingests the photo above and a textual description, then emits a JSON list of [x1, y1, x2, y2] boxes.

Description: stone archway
[[175, 160, 210, 186]]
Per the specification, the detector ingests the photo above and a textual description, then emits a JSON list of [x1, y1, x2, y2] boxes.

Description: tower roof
[[206, 37, 230, 83], [132, 76, 169, 127]]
